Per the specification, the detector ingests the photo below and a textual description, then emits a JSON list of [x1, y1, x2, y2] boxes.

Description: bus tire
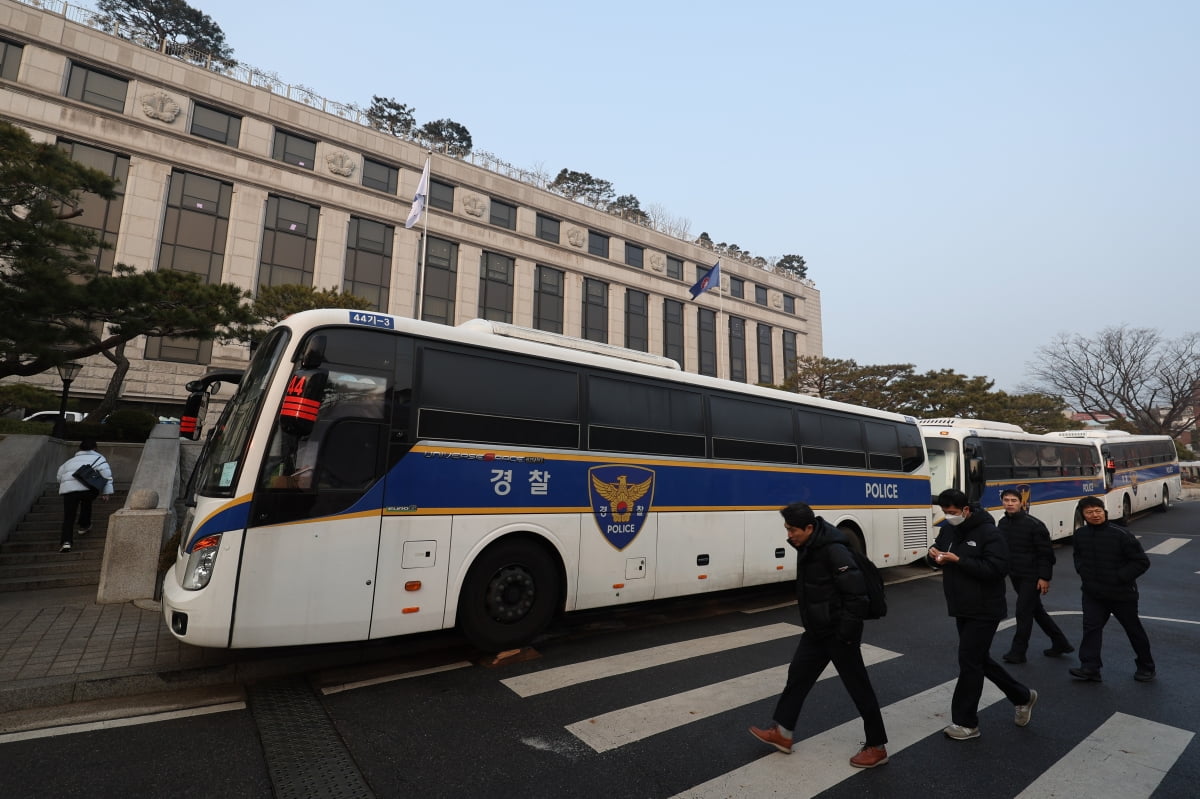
[[1119, 495, 1132, 526], [457, 538, 561, 653], [836, 522, 866, 555], [1156, 488, 1171, 513]]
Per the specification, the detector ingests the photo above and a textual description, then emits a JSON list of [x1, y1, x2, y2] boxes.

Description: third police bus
[[163, 309, 933, 651], [1047, 429, 1180, 524]]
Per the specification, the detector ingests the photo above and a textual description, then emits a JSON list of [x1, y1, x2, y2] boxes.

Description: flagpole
[[716, 275, 724, 380], [409, 151, 432, 320]]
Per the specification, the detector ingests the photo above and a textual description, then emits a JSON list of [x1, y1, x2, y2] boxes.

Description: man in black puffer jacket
[[929, 490, 1037, 741], [749, 502, 889, 769], [998, 489, 1074, 663], [1069, 496, 1155, 682]]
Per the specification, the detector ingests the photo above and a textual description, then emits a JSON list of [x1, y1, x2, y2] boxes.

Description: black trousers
[[1007, 575, 1071, 655], [1079, 591, 1154, 673], [772, 630, 887, 747], [61, 490, 95, 546], [952, 617, 1031, 728]]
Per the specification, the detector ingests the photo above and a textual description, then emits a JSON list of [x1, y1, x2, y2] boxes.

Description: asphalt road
[[2, 503, 1197, 798]]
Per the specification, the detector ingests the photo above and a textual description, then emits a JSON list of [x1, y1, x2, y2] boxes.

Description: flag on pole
[[405, 158, 430, 229], [688, 261, 722, 299]]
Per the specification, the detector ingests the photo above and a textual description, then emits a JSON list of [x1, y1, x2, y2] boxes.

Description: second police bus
[[920, 417, 1103, 538], [163, 309, 933, 651]]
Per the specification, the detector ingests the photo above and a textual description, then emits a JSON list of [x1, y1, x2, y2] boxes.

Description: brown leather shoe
[[850, 744, 889, 768], [749, 724, 793, 754]]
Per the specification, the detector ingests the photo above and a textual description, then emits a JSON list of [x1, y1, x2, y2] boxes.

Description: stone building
[[0, 0, 821, 415]]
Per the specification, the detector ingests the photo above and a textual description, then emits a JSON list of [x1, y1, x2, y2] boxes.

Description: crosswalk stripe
[[1015, 712, 1193, 798], [501, 623, 801, 697], [567, 643, 901, 753], [673, 679, 1007, 798], [1143, 537, 1189, 555]]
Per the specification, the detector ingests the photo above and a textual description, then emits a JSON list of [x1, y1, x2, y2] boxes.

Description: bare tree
[[1027, 326, 1200, 437], [645, 203, 691, 239]]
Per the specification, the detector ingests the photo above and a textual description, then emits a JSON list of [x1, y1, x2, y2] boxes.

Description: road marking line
[[1144, 537, 1190, 555], [501, 623, 800, 697], [1015, 712, 1193, 798], [674, 679, 1005, 798], [567, 644, 900, 752], [321, 660, 473, 695], [0, 702, 246, 744]]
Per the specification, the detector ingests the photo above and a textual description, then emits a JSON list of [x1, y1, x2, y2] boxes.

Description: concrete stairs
[[0, 486, 127, 592]]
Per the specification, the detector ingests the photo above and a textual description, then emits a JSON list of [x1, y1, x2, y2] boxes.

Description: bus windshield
[[194, 327, 291, 497]]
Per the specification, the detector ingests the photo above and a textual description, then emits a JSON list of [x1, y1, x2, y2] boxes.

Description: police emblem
[[1017, 484, 1032, 511], [588, 465, 655, 550]]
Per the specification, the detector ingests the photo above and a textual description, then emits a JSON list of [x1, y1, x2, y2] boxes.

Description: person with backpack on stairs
[[55, 437, 114, 553]]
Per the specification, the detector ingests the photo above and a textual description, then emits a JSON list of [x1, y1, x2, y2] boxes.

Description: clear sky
[[190, 0, 1196, 392]]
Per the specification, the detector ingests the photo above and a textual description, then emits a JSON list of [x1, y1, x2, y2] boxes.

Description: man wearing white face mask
[[929, 489, 1037, 742]]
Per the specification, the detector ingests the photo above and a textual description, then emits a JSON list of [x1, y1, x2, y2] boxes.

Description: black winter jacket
[[791, 518, 870, 643], [1072, 520, 1149, 602], [997, 511, 1056, 581], [929, 506, 1009, 620]]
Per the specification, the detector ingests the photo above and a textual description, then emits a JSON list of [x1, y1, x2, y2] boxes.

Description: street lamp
[[53, 361, 82, 439]]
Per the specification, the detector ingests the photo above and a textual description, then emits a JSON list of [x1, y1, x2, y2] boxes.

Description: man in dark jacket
[[998, 489, 1073, 663], [749, 502, 889, 769], [1069, 496, 1155, 682], [929, 489, 1037, 741]]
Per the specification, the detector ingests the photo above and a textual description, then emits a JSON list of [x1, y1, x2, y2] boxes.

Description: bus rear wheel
[[457, 539, 560, 653]]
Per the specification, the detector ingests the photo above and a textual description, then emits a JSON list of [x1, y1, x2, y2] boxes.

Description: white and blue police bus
[[163, 310, 932, 651], [921, 418, 1102, 538], [1047, 430, 1181, 523]]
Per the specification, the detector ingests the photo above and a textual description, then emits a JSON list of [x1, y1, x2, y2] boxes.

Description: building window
[[65, 62, 127, 112], [1, 38, 25, 82], [782, 331, 798, 380], [430, 180, 454, 211], [783, 294, 796, 314], [190, 103, 241, 146], [582, 278, 608, 343], [421, 236, 458, 324], [271, 129, 316, 169], [625, 242, 644, 268], [490, 198, 516, 230], [757, 324, 774, 384], [157, 170, 231, 285], [697, 308, 717, 377], [258, 195, 319, 288], [58, 140, 128, 274], [362, 158, 398, 194], [625, 290, 648, 352], [663, 299, 685, 368], [479, 251, 514, 322], [755, 285, 768, 306], [148, 170, 232, 365], [666, 255, 683, 280], [588, 230, 609, 258], [536, 214, 560, 243], [729, 316, 746, 382], [345, 217, 393, 311], [729, 276, 745, 299], [534, 265, 564, 334]]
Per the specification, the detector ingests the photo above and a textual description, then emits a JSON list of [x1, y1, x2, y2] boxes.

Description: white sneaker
[[943, 724, 980, 740], [59, 543, 71, 553], [1015, 689, 1038, 727]]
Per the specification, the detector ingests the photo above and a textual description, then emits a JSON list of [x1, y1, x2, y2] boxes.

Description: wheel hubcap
[[484, 565, 535, 623]]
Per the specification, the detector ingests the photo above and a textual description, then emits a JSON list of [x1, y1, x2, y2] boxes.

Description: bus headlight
[[182, 534, 222, 590]]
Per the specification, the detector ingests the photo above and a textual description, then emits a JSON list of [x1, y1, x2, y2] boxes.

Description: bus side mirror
[[180, 392, 204, 441], [280, 368, 328, 437]]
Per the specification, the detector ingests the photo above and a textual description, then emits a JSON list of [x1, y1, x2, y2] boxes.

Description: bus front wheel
[[1119, 495, 1132, 526], [457, 539, 561, 653], [1156, 488, 1171, 513]]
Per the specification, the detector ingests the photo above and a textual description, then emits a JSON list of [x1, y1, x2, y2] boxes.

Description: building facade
[[0, 0, 822, 414]]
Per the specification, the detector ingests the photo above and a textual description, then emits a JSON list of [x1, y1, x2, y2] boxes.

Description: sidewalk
[[0, 583, 476, 731]]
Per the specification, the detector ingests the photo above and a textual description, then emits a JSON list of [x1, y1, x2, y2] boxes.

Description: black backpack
[[849, 548, 888, 619]]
